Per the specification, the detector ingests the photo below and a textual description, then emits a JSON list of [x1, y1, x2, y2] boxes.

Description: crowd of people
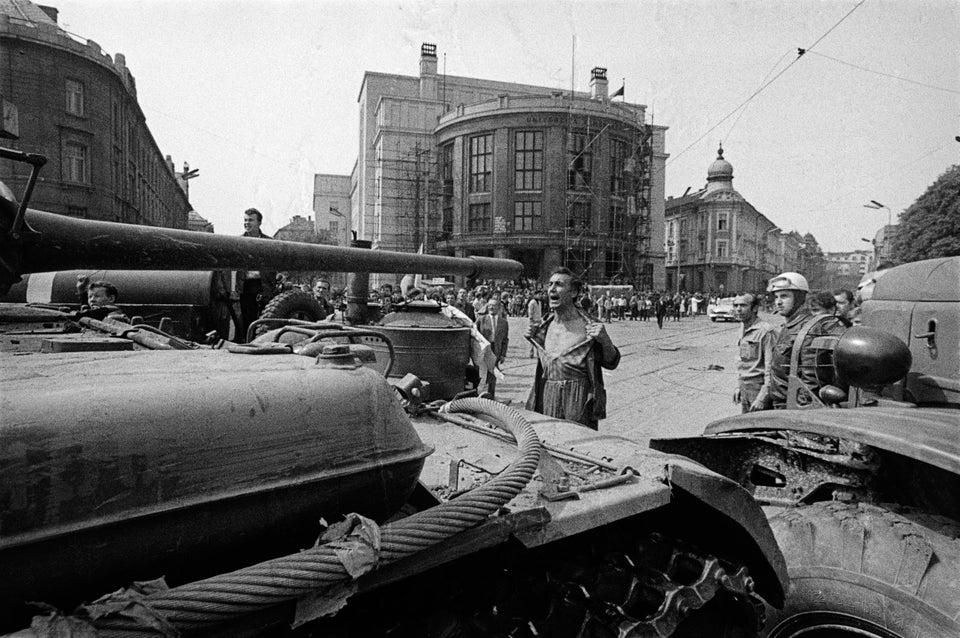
[[67, 205, 865, 433]]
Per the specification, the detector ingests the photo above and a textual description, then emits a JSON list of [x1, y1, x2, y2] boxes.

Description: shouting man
[[524, 267, 620, 430]]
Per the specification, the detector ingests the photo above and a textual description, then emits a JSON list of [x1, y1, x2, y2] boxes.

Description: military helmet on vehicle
[[767, 271, 810, 293]]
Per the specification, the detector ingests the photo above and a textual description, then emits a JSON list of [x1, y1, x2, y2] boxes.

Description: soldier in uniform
[[732, 293, 774, 412], [766, 272, 833, 407]]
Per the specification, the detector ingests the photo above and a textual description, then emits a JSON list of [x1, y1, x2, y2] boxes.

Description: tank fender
[[663, 459, 788, 608], [703, 408, 960, 475]]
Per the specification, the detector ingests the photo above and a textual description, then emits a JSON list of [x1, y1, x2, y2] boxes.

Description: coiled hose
[[90, 397, 541, 636]]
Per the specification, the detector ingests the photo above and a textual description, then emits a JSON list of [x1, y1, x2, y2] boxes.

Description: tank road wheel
[[255, 290, 328, 336], [765, 502, 960, 638]]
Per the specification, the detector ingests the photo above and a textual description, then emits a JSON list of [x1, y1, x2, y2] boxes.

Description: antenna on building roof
[[570, 35, 576, 98]]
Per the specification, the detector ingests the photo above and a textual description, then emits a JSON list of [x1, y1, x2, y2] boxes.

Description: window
[[610, 139, 628, 196], [329, 220, 339, 236], [442, 204, 453, 235], [64, 142, 88, 183], [440, 142, 454, 196], [716, 239, 728, 258], [715, 271, 727, 290], [514, 201, 541, 231], [605, 248, 623, 279], [467, 203, 491, 232], [67, 205, 87, 218], [567, 132, 592, 190], [112, 102, 122, 139], [514, 131, 543, 190], [567, 201, 591, 231], [66, 79, 84, 116], [469, 134, 492, 193], [718, 212, 728, 231], [608, 203, 625, 235]]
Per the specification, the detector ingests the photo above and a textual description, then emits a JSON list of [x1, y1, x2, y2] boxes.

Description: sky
[[51, 0, 960, 252]]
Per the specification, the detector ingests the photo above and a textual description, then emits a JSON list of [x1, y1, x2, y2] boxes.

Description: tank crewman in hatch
[[767, 272, 823, 408], [524, 267, 620, 430], [236, 208, 278, 341]]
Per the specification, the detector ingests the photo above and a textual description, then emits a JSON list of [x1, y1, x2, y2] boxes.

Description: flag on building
[[611, 82, 624, 99]]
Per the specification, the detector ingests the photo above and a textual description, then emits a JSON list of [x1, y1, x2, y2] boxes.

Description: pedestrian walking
[[655, 294, 668, 329]]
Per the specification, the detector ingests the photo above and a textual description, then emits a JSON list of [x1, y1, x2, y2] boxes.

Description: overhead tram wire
[[806, 51, 960, 95], [667, 0, 870, 168], [789, 139, 960, 219], [724, 48, 795, 144]]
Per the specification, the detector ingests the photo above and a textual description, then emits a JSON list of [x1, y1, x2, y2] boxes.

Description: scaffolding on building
[[563, 95, 654, 289], [371, 140, 440, 254]]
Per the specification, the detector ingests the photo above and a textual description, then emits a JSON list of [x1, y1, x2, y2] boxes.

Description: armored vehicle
[[1, 148, 786, 637], [655, 257, 960, 637]]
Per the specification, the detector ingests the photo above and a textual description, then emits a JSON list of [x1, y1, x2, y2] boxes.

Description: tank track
[[369, 531, 765, 638]]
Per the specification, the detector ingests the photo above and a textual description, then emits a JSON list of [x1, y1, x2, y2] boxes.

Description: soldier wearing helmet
[[767, 272, 817, 407]]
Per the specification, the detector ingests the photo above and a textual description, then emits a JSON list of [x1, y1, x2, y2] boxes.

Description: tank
[[0, 148, 787, 637], [653, 256, 960, 637]]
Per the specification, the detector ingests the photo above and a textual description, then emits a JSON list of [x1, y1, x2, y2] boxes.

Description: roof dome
[[707, 145, 733, 182]]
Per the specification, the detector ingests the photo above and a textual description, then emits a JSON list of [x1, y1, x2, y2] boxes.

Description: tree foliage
[[892, 165, 960, 264]]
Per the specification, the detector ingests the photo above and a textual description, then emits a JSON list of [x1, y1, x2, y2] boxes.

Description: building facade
[[0, 1, 191, 228], [824, 250, 871, 289], [352, 44, 667, 287], [868, 224, 899, 270], [664, 147, 781, 295], [312, 173, 351, 247]]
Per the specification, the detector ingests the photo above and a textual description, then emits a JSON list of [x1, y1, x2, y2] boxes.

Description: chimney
[[419, 43, 438, 99], [420, 43, 438, 75], [589, 66, 608, 100], [38, 5, 58, 22]]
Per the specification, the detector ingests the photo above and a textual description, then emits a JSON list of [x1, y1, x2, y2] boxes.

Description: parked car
[[707, 296, 736, 321]]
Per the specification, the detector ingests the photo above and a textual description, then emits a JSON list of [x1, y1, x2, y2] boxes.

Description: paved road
[[493, 312, 782, 444]]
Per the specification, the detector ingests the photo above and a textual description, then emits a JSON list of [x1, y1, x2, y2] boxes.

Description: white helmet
[[767, 272, 809, 293]]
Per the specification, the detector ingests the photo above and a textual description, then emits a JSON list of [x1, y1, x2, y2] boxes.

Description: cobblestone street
[[494, 312, 782, 444]]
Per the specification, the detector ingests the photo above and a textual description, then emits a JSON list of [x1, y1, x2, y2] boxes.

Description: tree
[[892, 165, 960, 264]]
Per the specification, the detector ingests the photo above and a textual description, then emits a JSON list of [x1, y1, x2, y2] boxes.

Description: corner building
[[355, 44, 667, 287], [0, 1, 190, 228]]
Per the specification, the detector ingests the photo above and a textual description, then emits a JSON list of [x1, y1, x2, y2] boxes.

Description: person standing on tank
[[524, 267, 620, 430], [732, 293, 774, 413], [236, 208, 277, 341]]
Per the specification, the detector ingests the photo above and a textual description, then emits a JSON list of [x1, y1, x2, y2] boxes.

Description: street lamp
[[863, 200, 891, 227]]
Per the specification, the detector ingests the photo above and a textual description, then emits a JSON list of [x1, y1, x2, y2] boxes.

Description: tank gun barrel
[[15, 208, 523, 280]]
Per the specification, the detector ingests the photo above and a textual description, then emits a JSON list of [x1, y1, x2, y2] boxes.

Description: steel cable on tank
[[90, 397, 541, 636]]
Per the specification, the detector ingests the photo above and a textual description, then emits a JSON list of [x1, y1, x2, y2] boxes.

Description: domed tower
[[705, 145, 735, 194]]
